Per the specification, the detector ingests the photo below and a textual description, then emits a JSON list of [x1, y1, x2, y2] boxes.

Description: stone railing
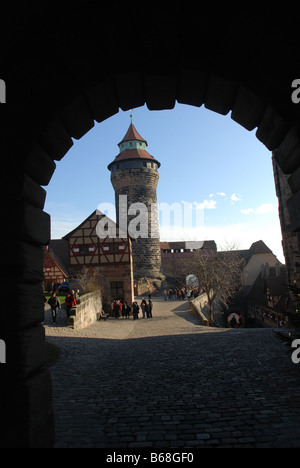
[[190, 293, 209, 326], [68, 290, 102, 330]]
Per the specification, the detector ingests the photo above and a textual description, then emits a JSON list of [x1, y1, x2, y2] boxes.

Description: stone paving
[[44, 298, 300, 448]]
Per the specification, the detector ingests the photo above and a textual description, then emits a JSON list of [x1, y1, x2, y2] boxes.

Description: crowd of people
[[45, 284, 201, 326], [163, 287, 201, 301], [111, 298, 153, 320]]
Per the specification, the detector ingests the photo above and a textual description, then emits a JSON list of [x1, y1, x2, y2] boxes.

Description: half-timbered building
[[43, 246, 69, 292], [62, 210, 134, 306]]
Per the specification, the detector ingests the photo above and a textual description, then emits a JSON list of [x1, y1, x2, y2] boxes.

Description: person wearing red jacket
[[65, 290, 76, 317]]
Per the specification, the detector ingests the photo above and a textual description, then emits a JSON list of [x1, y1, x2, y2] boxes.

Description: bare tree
[[75, 266, 105, 294], [183, 243, 244, 326]]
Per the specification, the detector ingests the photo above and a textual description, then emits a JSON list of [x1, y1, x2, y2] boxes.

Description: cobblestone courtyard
[[45, 298, 300, 448]]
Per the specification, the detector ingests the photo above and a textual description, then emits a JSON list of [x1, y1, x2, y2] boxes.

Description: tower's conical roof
[[108, 121, 161, 170], [118, 123, 148, 147]]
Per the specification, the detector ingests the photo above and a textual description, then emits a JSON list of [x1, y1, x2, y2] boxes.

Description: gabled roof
[[46, 239, 70, 277], [62, 210, 128, 240], [118, 123, 147, 146], [249, 240, 273, 255]]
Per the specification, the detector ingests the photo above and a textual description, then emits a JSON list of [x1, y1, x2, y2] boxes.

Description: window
[[102, 243, 125, 254], [79, 245, 89, 256], [110, 281, 124, 298], [73, 245, 93, 256]]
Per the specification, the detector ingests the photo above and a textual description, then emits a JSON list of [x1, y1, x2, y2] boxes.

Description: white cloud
[[255, 203, 277, 214], [231, 193, 242, 202], [217, 192, 226, 197], [241, 203, 277, 215], [241, 208, 254, 215], [196, 199, 217, 210]]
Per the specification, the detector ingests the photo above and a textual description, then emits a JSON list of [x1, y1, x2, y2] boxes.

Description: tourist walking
[[48, 292, 61, 324]]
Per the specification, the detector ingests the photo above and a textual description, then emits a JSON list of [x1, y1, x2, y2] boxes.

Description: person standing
[[48, 292, 61, 325], [148, 299, 153, 318], [141, 298, 146, 318], [65, 290, 76, 318], [123, 301, 131, 319]]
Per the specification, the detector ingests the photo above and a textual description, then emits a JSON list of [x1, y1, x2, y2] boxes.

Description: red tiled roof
[[108, 148, 161, 169], [118, 123, 147, 146], [114, 148, 155, 161]]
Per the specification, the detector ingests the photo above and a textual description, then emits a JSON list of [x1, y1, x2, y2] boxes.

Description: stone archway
[[1, 7, 300, 447]]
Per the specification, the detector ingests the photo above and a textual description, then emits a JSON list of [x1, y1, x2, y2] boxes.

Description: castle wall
[[272, 155, 300, 288]]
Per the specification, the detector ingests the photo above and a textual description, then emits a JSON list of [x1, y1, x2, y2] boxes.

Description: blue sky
[[44, 103, 284, 263]]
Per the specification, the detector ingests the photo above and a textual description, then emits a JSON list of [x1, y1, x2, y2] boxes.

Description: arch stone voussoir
[[274, 124, 300, 174], [145, 71, 177, 110], [231, 85, 267, 131], [58, 94, 95, 140], [84, 79, 119, 124], [204, 73, 238, 116]]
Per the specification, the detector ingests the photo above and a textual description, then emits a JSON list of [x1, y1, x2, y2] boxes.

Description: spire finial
[[130, 109, 133, 124]]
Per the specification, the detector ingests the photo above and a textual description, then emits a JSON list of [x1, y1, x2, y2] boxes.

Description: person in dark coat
[[148, 299, 153, 318], [48, 292, 61, 325]]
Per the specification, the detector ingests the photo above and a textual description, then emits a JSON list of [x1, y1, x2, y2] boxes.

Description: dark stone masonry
[[109, 124, 162, 279]]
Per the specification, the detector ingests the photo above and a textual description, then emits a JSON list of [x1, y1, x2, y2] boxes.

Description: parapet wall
[[190, 293, 209, 326], [68, 290, 102, 330]]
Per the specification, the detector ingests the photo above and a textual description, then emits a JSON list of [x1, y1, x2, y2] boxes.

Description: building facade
[[43, 247, 68, 292], [108, 122, 162, 279], [62, 210, 134, 308]]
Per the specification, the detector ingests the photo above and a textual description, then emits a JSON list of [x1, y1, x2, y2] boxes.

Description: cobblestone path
[[45, 298, 300, 448]]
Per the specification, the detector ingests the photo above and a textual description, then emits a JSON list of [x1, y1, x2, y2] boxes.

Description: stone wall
[[190, 294, 209, 326], [111, 166, 162, 279], [273, 155, 300, 293], [68, 291, 102, 330], [190, 293, 224, 327]]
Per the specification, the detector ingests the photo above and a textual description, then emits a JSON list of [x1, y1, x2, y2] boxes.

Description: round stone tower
[[108, 120, 162, 279]]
